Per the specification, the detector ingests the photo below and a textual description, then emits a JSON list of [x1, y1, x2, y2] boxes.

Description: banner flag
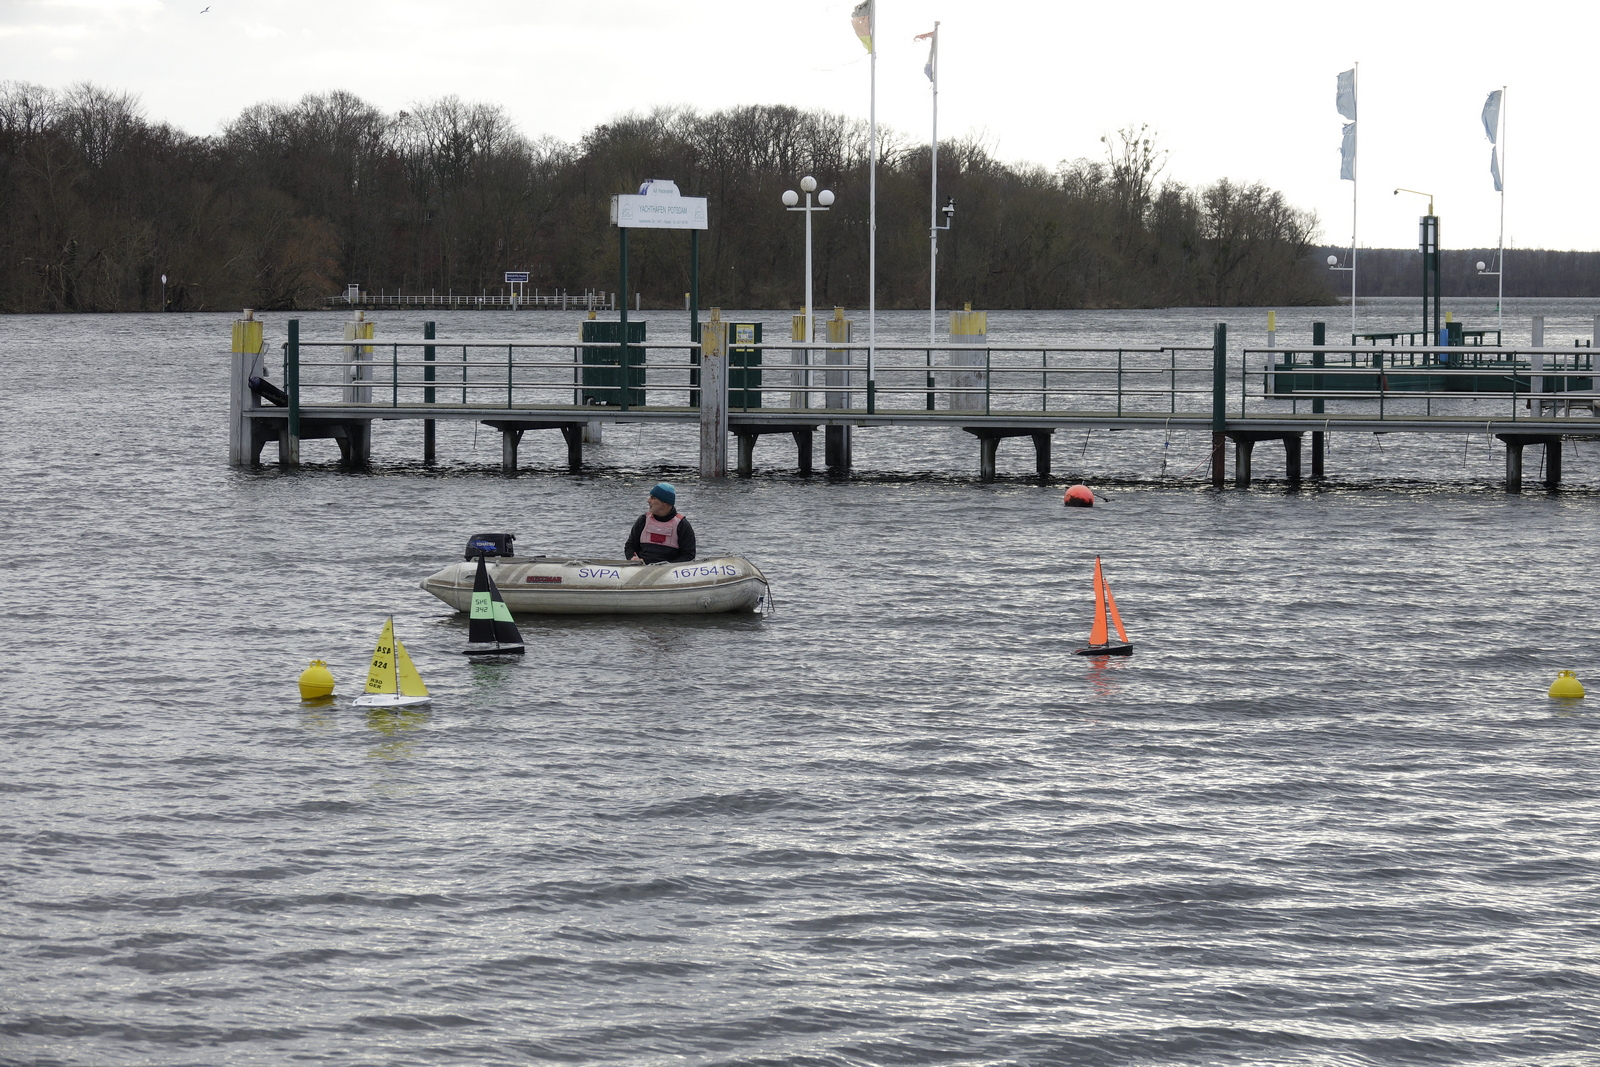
[[915, 29, 935, 81], [1340, 123, 1356, 181], [1336, 69, 1357, 120], [1482, 89, 1502, 144], [1490, 146, 1502, 192], [851, 1, 873, 52]]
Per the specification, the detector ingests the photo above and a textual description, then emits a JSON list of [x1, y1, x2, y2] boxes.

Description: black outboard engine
[[465, 532, 516, 560]]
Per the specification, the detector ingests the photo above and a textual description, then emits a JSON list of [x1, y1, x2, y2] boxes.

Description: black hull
[[1074, 643, 1133, 657], [462, 644, 526, 656]]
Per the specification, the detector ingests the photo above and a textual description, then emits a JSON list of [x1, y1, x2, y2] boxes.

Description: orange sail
[[1088, 557, 1109, 646], [1105, 573, 1130, 643]]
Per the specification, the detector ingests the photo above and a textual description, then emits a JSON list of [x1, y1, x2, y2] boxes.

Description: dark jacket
[[625, 510, 696, 563]]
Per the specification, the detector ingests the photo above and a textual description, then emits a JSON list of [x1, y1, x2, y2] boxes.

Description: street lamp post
[[782, 176, 834, 341], [160, 273, 167, 313], [784, 177, 833, 410]]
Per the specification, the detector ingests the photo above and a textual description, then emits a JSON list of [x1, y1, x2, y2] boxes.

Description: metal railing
[[321, 291, 614, 311], [1243, 344, 1599, 421], [271, 328, 1600, 432]]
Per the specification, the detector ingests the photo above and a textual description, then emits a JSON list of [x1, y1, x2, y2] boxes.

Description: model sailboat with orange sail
[[1074, 557, 1134, 657]]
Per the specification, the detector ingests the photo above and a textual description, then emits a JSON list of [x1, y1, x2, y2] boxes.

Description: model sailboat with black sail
[[1075, 556, 1134, 657], [463, 554, 525, 656], [352, 617, 432, 707]]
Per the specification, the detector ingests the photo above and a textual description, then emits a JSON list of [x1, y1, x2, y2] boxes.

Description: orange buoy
[[1063, 484, 1095, 508]]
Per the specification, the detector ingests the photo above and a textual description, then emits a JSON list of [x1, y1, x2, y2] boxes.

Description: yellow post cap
[[298, 659, 336, 700], [1548, 670, 1585, 699]]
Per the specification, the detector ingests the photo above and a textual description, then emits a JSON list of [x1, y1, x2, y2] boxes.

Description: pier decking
[[229, 314, 1600, 491]]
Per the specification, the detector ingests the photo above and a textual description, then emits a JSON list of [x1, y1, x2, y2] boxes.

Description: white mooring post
[[344, 310, 374, 402], [699, 308, 728, 477], [228, 310, 264, 466], [947, 304, 987, 410], [1531, 314, 1544, 408]]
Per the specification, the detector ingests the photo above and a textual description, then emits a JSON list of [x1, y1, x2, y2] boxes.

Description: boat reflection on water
[[364, 706, 430, 762]]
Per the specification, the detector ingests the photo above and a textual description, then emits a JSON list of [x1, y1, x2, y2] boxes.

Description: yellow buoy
[[298, 659, 336, 699], [1548, 671, 1585, 699]]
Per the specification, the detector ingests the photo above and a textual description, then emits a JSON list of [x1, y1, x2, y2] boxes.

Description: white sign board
[[610, 178, 708, 230]]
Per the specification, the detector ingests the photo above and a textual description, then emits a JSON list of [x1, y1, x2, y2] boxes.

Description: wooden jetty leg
[[500, 426, 523, 473], [825, 425, 851, 473], [1235, 437, 1254, 489], [1211, 432, 1226, 488], [978, 437, 999, 483], [1546, 438, 1563, 490], [793, 429, 813, 475], [1501, 435, 1524, 493], [1283, 433, 1302, 487], [560, 424, 584, 473], [1312, 430, 1325, 479], [1031, 431, 1052, 480], [736, 432, 756, 478]]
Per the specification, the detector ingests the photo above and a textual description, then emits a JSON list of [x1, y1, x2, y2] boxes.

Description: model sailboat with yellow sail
[[1074, 557, 1134, 657], [352, 617, 432, 707]]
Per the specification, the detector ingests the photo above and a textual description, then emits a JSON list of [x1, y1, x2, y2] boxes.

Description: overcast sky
[[3, 0, 1591, 253]]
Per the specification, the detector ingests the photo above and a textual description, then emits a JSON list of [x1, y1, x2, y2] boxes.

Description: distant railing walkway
[[322, 290, 614, 311], [231, 319, 1600, 490]]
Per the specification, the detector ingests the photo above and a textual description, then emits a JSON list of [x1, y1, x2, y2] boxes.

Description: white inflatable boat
[[421, 536, 769, 615]]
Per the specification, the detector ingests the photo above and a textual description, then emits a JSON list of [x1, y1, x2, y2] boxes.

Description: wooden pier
[[229, 312, 1600, 492]]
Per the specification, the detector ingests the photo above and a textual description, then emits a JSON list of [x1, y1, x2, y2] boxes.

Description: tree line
[[1314, 247, 1600, 300], [4, 80, 1343, 313]]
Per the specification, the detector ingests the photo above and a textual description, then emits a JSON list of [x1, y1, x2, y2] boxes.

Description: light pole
[[160, 273, 167, 312], [783, 176, 833, 341], [1395, 188, 1439, 346]]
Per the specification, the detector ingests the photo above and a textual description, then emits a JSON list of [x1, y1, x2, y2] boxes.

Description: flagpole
[[868, 3, 877, 411], [1498, 85, 1506, 335], [928, 23, 939, 350], [1351, 62, 1358, 341]]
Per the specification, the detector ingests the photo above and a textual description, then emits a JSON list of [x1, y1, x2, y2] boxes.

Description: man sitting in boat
[[626, 482, 697, 564]]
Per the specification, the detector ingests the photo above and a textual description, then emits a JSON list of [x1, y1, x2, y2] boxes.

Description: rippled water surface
[[4, 305, 1600, 1066]]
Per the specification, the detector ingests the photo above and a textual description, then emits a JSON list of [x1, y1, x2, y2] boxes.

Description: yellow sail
[[394, 634, 430, 698], [363, 617, 398, 695]]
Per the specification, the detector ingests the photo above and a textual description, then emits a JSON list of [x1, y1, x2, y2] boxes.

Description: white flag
[[1340, 123, 1356, 181], [1482, 90, 1502, 144], [1336, 69, 1356, 120], [1490, 146, 1502, 193]]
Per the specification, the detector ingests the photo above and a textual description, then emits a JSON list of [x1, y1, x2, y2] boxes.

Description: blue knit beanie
[[649, 482, 676, 507]]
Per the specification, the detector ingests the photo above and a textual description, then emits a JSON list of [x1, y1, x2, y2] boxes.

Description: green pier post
[[619, 228, 629, 413], [286, 318, 301, 467], [423, 321, 436, 464], [690, 229, 700, 406], [1211, 322, 1226, 487], [1312, 321, 1325, 478]]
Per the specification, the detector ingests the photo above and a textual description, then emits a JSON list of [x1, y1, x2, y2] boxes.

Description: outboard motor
[[465, 532, 516, 560]]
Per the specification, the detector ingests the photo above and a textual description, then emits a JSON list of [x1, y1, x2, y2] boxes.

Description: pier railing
[[320, 291, 615, 311], [1243, 344, 1598, 421], [277, 334, 1600, 423], [281, 337, 1228, 417]]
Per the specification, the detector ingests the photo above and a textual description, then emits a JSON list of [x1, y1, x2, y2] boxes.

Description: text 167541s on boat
[[421, 534, 769, 615]]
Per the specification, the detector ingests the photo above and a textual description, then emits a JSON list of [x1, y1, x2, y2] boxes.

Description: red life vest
[[642, 512, 683, 547]]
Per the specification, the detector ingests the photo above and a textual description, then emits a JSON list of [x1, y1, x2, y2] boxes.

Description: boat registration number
[[672, 564, 739, 579]]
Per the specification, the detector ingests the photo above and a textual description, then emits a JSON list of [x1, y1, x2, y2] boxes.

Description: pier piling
[[699, 310, 728, 478]]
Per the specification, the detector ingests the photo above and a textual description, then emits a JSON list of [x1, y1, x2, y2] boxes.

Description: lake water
[[4, 302, 1599, 1066]]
